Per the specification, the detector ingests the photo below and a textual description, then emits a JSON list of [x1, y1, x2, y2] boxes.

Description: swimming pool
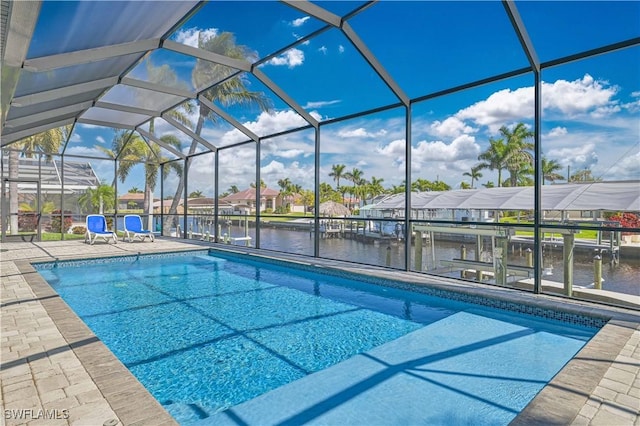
[[36, 249, 601, 425]]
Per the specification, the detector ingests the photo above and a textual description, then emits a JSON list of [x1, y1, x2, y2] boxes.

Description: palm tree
[[478, 123, 534, 188], [329, 164, 346, 189], [250, 179, 267, 189], [344, 168, 364, 206], [542, 157, 564, 185], [366, 176, 385, 201], [128, 187, 143, 193], [277, 178, 291, 192], [6, 126, 69, 234], [463, 165, 483, 188], [78, 183, 116, 214], [478, 137, 510, 188], [460, 181, 471, 189], [188, 190, 204, 198], [503, 160, 533, 187], [163, 32, 272, 232], [102, 132, 182, 221], [389, 183, 405, 194], [277, 178, 292, 211], [499, 123, 534, 187], [300, 189, 314, 214], [412, 178, 433, 192], [319, 182, 342, 203], [570, 168, 600, 182], [228, 185, 239, 194]]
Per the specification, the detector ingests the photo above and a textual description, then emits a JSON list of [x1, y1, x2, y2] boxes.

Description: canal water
[[212, 225, 639, 297]]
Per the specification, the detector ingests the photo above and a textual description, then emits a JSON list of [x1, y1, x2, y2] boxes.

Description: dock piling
[[594, 254, 603, 290], [414, 230, 423, 271], [460, 244, 466, 278]]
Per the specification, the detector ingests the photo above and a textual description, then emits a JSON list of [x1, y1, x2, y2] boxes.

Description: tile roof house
[[220, 188, 280, 213], [118, 192, 146, 210]]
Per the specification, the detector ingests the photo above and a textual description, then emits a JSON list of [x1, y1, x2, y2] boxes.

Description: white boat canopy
[[371, 182, 640, 212]]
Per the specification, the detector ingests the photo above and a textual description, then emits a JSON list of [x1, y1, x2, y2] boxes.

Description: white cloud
[[338, 45, 345, 54], [96, 136, 105, 144], [607, 150, 640, 180], [376, 139, 405, 157], [455, 74, 620, 134], [277, 149, 305, 159], [174, 27, 219, 48], [77, 123, 100, 130], [303, 100, 341, 109], [64, 146, 109, 159], [548, 143, 599, 170], [291, 16, 310, 27], [220, 110, 312, 146], [261, 141, 307, 160], [546, 127, 568, 138], [261, 160, 287, 175], [430, 117, 477, 138], [318, 46, 327, 55], [456, 86, 534, 133], [542, 74, 619, 117], [261, 160, 314, 189], [265, 48, 304, 68], [412, 134, 480, 163], [246, 110, 310, 135], [69, 133, 82, 143], [622, 99, 640, 114], [338, 127, 387, 138], [376, 139, 406, 170]]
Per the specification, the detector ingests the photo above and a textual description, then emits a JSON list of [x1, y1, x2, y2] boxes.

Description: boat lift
[[412, 224, 581, 295]]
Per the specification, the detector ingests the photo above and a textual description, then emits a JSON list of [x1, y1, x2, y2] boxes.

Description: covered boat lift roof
[[372, 182, 640, 212]]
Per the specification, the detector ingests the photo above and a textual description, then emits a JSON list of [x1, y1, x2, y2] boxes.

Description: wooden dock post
[[495, 237, 508, 286], [563, 233, 575, 296], [460, 244, 466, 278], [594, 254, 602, 290], [414, 230, 423, 271], [476, 235, 483, 281], [244, 214, 250, 246]]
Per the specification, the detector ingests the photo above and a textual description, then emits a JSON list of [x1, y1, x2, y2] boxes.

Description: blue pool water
[[36, 250, 599, 425]]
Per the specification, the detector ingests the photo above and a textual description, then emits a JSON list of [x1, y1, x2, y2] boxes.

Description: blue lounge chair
[[124, 215, 155, 242], [85, 214, 118, 245]]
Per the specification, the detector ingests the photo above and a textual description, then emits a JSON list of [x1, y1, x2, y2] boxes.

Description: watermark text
[[4, 409, 70, 420]]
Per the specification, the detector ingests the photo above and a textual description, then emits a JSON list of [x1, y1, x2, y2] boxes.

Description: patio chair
[[85, 214, 118, 245], [124, 214, 155, 242]]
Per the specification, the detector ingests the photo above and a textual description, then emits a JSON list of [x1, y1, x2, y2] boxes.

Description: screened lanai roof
[[1, 1, 638, 160], [0, 156, 99, 193], [373, 182, 640, 212]]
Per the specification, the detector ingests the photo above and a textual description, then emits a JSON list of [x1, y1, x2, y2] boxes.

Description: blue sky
[[39, 1, 639, 197]]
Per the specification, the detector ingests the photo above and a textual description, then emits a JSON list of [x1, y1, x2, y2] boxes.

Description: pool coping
[[4, 240, 639, 425]]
